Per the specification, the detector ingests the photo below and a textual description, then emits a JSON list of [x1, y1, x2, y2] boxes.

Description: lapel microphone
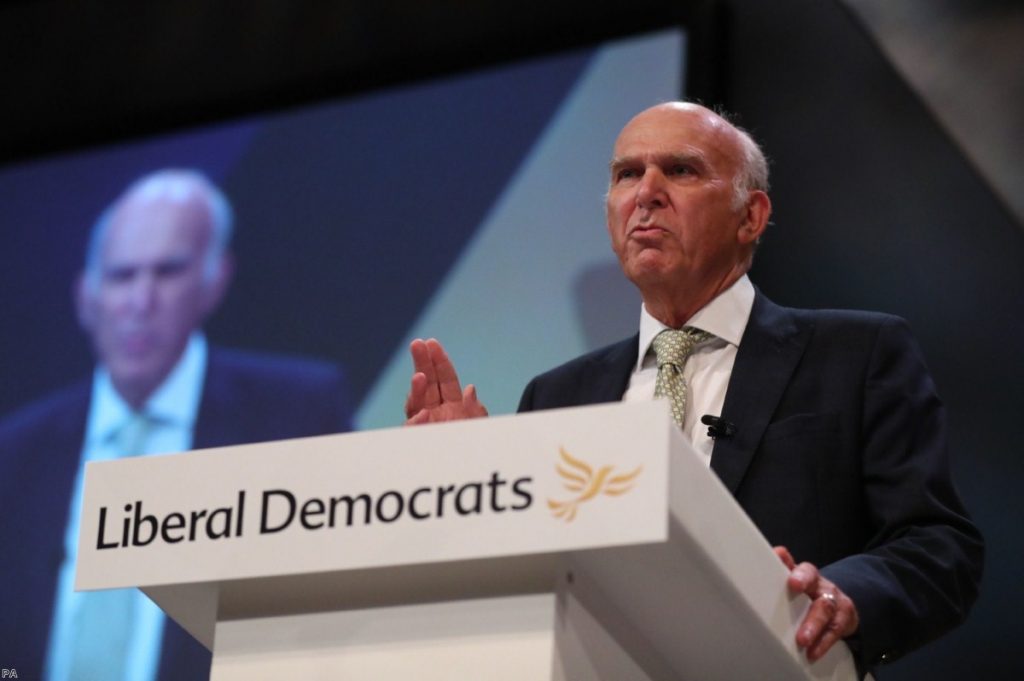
[[701, 414, 737, 439]]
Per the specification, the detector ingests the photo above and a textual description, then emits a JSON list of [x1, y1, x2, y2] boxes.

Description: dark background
[[2, 0, 1020, 678]]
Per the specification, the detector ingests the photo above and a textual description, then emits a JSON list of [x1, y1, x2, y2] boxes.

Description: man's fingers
[[463, 384, 489, 418], [778, 553, 860, 662], [797, 591, 836, 648], [803, 591, 858, 661], [426, 338, 464, 403], [405, 408, 430, 426], [409, 339, 433, 376], [787, 561, 819, 595], [409, 339, 442, 408], [774, 546, 796, 570], [405, 372, 428, 419], [806, 622, 842, 662], [404, 338, 489, 425]]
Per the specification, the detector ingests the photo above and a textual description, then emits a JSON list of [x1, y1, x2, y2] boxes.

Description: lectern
[[76, 402, 857, 680]]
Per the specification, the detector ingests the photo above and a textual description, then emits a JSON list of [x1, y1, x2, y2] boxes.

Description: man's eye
[[155, 261, 189, 278], [615, 168, 639, 182], [668, 164, 694, 176], [104, 267, 135, 283]]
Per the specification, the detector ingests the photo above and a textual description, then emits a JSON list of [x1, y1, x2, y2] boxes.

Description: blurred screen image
[[0, 28, 684, 681]]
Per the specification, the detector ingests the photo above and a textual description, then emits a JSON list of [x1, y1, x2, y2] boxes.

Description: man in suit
[[0, 170, 352, 680], [403, 102, 983, 672]]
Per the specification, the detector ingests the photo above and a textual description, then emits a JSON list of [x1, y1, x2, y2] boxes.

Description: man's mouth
[[118, 331, 157, 357], [629, 224, 667, 239]]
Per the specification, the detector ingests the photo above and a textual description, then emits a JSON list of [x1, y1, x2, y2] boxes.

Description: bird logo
[[548, 446, 642, 522]]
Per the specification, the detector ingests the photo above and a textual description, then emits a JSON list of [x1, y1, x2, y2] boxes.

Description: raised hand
[[404, 338, 488, 425]]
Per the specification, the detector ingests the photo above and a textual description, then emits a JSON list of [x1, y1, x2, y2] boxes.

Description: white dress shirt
[[45, 333, 208, 681], [622, 275, 755, 465]]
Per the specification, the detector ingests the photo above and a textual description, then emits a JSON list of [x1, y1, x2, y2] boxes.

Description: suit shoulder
[[0, 382, 89, 446], [208, 347, 347, 391], [528, 336, 637, 385], [518, 336, 637, 412], [196, 347, 353, 444], [779, 304, 913, 342], [793, 306, 904, 326], [772, 304, 929, 381]]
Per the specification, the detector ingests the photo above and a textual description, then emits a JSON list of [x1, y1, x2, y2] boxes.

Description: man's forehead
[[103, 195, 211, 259], [611, 104, 736, 165], [112, 190, 208, 224]]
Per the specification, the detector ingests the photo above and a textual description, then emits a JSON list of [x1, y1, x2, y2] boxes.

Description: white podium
[[75, 402, 857, 680]]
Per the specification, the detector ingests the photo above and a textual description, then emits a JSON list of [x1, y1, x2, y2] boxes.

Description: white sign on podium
[[76, 401, 857, 680]]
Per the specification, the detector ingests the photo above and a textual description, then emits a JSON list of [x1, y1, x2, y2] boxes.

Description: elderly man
[[0, 170, 352, 681], [404, 102, 983, 673]]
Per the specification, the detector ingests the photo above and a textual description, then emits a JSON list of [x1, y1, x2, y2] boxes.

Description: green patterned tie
[[67, 411, 155, 680], [115, 410, 155, 457], [652, 327, 711, 428]]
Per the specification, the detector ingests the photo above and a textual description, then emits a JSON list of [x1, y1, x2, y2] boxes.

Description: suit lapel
[[30, 383, 92, 557], [585, 334, 638, 404], [192, 348, 233, 449], [711, 292, 812, 493]]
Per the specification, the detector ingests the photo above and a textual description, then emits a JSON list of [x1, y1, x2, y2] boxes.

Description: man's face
[[606, 104, 752, 294], [77, 193, 225, 406]]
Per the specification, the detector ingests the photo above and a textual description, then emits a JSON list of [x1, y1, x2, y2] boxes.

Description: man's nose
[[125, 272, 158, 314], [636, 169, 667, 209]]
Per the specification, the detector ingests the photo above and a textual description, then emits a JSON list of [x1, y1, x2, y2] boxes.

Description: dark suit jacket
[[0, 346, 353, 681], [517, 291, 983, 670]]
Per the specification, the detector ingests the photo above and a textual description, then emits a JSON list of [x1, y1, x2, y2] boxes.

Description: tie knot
[[116, 411, 156, 457], [651, 327, 711, 368]]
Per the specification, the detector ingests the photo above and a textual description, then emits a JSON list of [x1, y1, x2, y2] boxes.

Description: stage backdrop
[[0, 28, 683, 425], [0, 27, 683, 679]]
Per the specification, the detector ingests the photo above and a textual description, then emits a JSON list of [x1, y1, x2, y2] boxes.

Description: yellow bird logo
[[548, 446, 643, 522]]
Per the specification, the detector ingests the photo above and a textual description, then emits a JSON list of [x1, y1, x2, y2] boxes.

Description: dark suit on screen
[[517, 291, 983, 669], [0, 346, 353, 681]]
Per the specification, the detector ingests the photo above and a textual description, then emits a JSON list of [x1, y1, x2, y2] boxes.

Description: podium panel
[[210, 595, 559, 681], [76, 402, 857, 680]]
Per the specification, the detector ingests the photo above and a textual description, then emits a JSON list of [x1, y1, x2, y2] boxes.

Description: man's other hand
[[774, 546, 860, 662], [405, 338, 488, 425]]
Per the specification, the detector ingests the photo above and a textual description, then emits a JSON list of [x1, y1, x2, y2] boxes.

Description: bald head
[[76, 170, 234, 408], [84, 170, 233, 291], [613, 102, 769, 209], [605, 102, 773, 327]]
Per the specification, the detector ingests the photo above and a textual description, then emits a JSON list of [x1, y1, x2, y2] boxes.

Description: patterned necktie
[[115, 410, 155, 458], [652, 327, 711, 428], [66, 411, 155, 681]]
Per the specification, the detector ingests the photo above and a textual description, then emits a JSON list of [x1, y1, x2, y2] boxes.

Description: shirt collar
[[634, 274, 756, 371], [84, 333, 208, 446]]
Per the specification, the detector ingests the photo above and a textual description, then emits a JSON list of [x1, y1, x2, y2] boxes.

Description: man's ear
[[74, 273, 95, 332], [737, 190, 772, 246], [200, 253, 234, 317]]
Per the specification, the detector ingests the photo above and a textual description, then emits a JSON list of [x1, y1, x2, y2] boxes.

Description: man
[[404, 102, 983, 673], [0, 170, 353, 681]]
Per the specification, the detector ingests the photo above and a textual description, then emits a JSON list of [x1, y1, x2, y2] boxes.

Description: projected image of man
[[0, 169, 353, 681]]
